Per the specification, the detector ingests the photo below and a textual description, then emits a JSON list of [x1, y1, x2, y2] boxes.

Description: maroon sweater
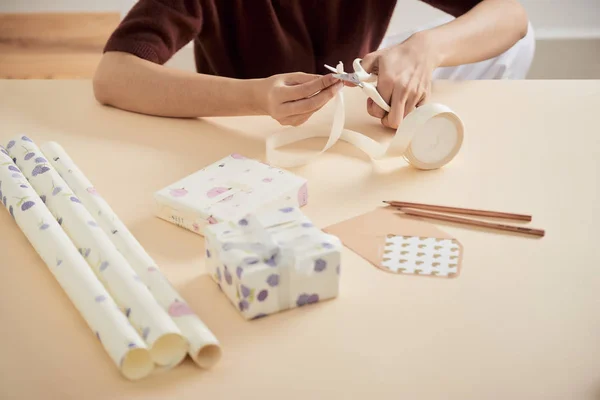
[[105, 0, 482, 79]]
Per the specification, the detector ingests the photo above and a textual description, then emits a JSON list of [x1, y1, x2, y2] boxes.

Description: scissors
[[324, 58, 391, 113]]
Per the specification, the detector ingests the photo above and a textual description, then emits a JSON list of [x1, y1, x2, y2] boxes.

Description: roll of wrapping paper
[[41, 141, 222, 368], [0, 145, 153, 380], [266, 80, 464, 170], [6, 136, 188, 368]]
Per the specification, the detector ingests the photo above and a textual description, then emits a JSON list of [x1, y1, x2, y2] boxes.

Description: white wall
[[388, 0, 600, 39], [1, 0, 598, 39], [520, 0, 599, 38]]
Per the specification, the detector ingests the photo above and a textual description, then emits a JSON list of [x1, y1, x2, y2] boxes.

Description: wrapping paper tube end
[[150, 333, 189, 367], [191, 343, 222, 369], [121, 348, 153, 381]]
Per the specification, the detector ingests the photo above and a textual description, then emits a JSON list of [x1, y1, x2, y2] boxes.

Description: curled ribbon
[[266, 89, 464, 170]]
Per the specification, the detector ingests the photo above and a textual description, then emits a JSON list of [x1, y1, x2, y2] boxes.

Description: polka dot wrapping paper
[[204, 207, 342, 320], [2, 137, 224, 380], [41, 142, 221, 370], [1, 140, 153, 380], [153, 153, 308, 237], [7, 136, 192, 367]]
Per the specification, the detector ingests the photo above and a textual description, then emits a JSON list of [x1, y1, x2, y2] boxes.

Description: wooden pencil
[[384, 200, 532, 222], [398, 208, 545, 238]]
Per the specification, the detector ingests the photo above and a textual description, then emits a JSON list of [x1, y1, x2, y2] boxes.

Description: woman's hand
[[361, 0, 528, 130], [361, 33, 440, 129], [256, 73, 343, 126]]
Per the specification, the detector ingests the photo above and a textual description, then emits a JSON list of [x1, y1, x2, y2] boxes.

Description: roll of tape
[[393, 103, 464, 170], [266, 90, 464, 170]]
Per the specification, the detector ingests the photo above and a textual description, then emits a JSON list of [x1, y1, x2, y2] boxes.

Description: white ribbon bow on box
[[214, 208, 335, 310]]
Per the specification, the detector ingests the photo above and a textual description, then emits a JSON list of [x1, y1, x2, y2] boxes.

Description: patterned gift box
[[204, 207, 341, 320], [154, 154, 308, 235]]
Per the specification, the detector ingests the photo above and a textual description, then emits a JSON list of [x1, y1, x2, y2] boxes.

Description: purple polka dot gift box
[[154, 154, 308, 236], [204, 207, 341, 319]]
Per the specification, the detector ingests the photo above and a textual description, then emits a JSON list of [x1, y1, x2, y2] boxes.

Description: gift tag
[[380, 235, 461, 278]]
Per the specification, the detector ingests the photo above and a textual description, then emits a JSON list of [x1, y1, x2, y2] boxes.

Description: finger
[[404, 86, 422, 118], [373, 65, 394, 113], [375, 78, 393, 124], [417, 84, 431, 107], [366, 98, 386, 119], [383, 90, 407, 130], [283, 81, 343, 115], [360, 52, 379, 74], [416, 92, 428, 107], [283, 74, 339, 101]]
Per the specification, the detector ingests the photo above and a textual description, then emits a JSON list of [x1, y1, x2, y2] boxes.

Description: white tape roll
[[266, 90, 464, 170]]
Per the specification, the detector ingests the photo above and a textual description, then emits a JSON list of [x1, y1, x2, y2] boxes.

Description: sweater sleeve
[[104, 0, 203, 64], [419, 0, 483, 17]]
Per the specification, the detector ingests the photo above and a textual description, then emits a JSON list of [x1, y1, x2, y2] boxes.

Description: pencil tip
[[382, 200, 391, 204]]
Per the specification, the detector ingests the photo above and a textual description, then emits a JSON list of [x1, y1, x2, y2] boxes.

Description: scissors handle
[[361, 82, 391, 112], [352, 58, 377, 82], [352, 58, 390, 112]]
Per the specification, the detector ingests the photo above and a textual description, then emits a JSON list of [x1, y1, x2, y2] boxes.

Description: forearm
[[416, 0, 529, 67], [93, 52, 263, 118]]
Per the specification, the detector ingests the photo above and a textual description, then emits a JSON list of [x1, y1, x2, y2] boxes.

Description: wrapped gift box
[[204, 207, 341, 319], [154, 154, 308, 235]]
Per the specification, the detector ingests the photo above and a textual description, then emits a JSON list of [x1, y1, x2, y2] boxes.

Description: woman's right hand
[[256, 73, 343, 126]]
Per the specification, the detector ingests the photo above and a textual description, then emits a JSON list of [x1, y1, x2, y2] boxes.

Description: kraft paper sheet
[[325, 206, 463, 278]]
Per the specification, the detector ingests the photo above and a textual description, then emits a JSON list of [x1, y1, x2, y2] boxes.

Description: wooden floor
[[0, 13, 120, 79]]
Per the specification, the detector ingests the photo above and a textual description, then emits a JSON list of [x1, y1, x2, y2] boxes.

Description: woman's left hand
[[361, 33, 440, 129]]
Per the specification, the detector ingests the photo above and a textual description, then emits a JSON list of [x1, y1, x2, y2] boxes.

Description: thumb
[[360, 52, 379, 74]]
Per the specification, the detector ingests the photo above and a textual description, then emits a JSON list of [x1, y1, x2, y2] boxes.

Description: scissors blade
[[332, 73, 363, 86], [324, 64, 339, 73]]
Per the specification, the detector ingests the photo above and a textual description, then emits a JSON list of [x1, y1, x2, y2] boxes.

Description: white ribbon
[[266, 90, 464, 170], [216, 209, 329, 311]]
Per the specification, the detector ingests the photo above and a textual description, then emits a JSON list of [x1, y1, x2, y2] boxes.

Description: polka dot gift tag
[[325, 206, 464, 278], [381, 235, 462, 278]]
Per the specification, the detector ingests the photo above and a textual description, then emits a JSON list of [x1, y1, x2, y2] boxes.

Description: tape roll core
[[403, 111, 464, 170]]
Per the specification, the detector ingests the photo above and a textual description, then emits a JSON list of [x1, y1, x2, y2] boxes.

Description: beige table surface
[[0, 80, 599, 400]]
